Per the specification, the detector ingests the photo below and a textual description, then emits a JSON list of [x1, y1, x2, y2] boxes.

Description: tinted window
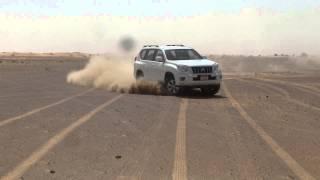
[[140, 50, 147, 59], [145, 49, 156, 61], [165, 49, 203, 60], [155, 50, 165, 59]]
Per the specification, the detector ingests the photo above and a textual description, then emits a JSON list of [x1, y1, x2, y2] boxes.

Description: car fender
[[163, 63, 179, 81], [133, 61, 145, 78]]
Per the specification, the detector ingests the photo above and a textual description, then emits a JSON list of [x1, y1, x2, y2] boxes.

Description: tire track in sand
[[0, 88, 94, 128], [237, 78, 320, 112], [0, 94, 123, 180], [172, 98, 188, 180], [223, 83, 316, 180], [256, 77, 320, 98]]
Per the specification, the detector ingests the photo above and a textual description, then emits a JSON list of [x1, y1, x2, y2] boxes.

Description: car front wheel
[[165, 75, 180, 95]]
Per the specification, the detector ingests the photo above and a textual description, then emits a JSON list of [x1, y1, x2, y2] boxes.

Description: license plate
[[200, 75, 209, 81]]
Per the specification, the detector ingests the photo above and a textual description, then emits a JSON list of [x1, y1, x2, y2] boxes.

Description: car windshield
[[165, 49, 203, 60]]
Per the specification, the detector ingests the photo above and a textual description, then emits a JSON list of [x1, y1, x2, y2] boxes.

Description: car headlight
[[178, 65, 189, 72]]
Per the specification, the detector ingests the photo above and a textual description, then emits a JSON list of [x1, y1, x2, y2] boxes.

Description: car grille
[[191, 66, 212, 74]]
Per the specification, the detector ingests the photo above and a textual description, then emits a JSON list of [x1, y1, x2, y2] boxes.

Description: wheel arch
[[164, 71, 174, 81], [135, 69, 144, 79]]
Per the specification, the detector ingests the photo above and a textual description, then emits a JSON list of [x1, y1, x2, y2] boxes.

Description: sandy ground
[[0, 55, 320, 180]]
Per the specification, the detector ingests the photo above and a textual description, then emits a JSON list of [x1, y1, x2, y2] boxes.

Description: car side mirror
[[155, 56, 164, 62]]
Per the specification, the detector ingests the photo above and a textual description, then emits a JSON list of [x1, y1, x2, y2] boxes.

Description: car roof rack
[[166, 44, 185, 47], [143, 45, 159, 47]]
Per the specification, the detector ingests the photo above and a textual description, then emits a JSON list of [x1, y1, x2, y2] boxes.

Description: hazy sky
[[0, 0, 320, 55]]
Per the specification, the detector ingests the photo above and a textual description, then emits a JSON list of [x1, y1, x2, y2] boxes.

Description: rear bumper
[[175, 72, 222, 87]]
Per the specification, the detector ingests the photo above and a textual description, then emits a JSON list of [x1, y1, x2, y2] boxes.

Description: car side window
[[145, 49, 156, 61], [140, 50, 147, 60], [155, 50, 165, 59]]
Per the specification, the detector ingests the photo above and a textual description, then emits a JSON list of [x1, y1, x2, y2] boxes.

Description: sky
[[0, 0, 320, 55]]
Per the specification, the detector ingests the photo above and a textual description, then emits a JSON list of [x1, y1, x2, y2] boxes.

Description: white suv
[[134, 45, 222, 95]]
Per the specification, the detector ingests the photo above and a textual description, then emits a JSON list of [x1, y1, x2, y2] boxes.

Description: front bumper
[[175, 72, 222, 87]]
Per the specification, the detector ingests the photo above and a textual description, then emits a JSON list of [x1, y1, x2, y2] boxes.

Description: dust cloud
[[211, 55, 320, 73], [67, 56, 161, 94]]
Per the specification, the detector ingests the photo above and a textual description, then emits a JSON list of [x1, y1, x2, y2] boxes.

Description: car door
[[149, 49, 165, 81], [135, 49, 147, 78], [142, 49, 157, 81]]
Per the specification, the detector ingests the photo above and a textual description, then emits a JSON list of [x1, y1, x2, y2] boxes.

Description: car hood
[[167, 59, 218, 67]]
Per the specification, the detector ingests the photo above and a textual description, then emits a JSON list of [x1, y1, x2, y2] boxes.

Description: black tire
[[201, 84, 220, 95], [165, 75, 180, 96]]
